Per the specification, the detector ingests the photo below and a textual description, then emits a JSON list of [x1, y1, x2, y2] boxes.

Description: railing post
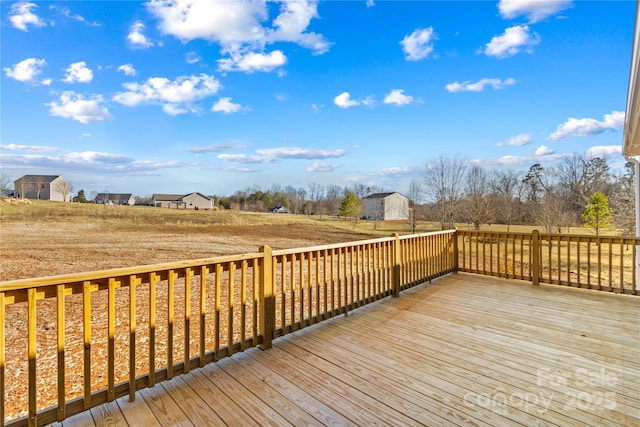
[[259, 245, 275, 350], [392, 233, 401, 298], [453, 230, 459, 273], [532, 230, 540, 286]]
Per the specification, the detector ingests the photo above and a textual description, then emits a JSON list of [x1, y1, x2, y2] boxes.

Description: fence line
[[457, 230, 639, 294], [0, 231, 456, 427]]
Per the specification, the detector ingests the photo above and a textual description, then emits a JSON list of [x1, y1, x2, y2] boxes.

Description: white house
[[13, 175, 72, 202], [94, 193, 135, 206], [362, 192, 410, 221], [152, 193, 213, 210]]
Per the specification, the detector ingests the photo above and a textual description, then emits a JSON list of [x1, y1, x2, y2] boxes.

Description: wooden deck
[[50, 273, 639, 426]]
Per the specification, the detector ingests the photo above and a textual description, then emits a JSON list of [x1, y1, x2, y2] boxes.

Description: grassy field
[[0, 199, 627, 282], [0, 200, 424, 281]]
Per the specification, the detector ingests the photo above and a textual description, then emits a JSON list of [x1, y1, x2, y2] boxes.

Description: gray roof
[[153, 193, 212, 201], [95, 193, 133, 202], [15, 175, 60, 183], [364, 192, 398, 199], [152, 194, 186, 201]]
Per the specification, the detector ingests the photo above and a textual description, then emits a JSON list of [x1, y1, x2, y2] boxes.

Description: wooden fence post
[[453, 230, 459, 273], [532, 230, 540, 286], [259, 245, 275, 350], [392, 233, 401, 298]]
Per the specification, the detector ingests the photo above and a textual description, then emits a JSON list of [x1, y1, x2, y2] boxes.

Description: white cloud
[[0, 143, 59, 152], [218, 153, 266, 164], [186, 51, 201, 64], [187, 142, 244, 154], [258, 147, 346, 159], [366, 0, 375, 7], [586, 145, 622, 158], [400, 27, 436, 61], [147, 0, 330, 69], [63, 61, 93, 83], [548, 111, 625, 140], [333, 92, 373, 109], [117, 63, 137, 76], [3, 58, 46, 83], [212, 97, 250, 114], [127, 21, 154, 48], [81, 133, 91, 137], [445, 77, 516, 93], [485, 25, 539, 58], [41, 78, 52, 86], [497, 133, 533, 146], [494, 152, 569, 166], [383, 89, 419, 106], [47, 92, 111, 124], [334, 92, 359, 109], [113, 73, 222, 114], [307, 162, 342, 172], [498, 0, 573, 23], [311, 103, 324, 113], [59, 6, 99, 26], [535, 145, 555, 156], [9, 2, 46, 31], [162, 104, 197, 116], [268, 0, 331, 54], [218, 50, 287, 73], [219, 146, 347, 164]]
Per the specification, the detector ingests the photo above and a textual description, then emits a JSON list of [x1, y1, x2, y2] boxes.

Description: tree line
[[215, 153, 635, 236], [420, 154, 634, 235]]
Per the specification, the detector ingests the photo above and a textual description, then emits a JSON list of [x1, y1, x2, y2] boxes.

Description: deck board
[[56, 273, 640, 427]]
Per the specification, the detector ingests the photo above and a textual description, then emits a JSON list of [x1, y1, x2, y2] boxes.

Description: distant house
[[152, 193, 214, 210], [362, 192, 409, 221], [13, 175, 72, 202], [94, 193, 135, 206], [270, 206, 290, 214]]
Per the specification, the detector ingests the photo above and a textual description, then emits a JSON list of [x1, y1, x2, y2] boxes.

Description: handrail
[[457, 230, 640, 294], [0, 230, 457, 427]]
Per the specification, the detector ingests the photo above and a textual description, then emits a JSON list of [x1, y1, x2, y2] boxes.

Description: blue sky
[[0, 0, 634, 197]]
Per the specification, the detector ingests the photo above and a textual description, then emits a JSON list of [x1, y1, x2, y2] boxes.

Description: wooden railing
[[0, 231, 456, 427], [457, 230, 640, 294]]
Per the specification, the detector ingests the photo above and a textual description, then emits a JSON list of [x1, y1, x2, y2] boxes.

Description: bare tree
[[0, 174, 11, 197], [535, 191, 572, 233], [423, 156, 467, 230], [307, 183, 325, 218], [406, 179, 423, 233], [55, 179, 73, 202], [324, 184, 343, 217], [611, 161, 636, 237], [557, 153, 612, 223], [491, 169, 523, 231], [462, 165, 495, 230]]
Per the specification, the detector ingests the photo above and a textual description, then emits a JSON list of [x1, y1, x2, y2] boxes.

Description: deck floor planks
[[308, 291, 637, 427], [138, 383, 194, 427], [43, 273, 639, 427], [231, 350, 360, 426], [58, 409, 95, 427], [182, 369, 256, 426], [159, 376, 225, 426], [114, 393, 160, 426], [215, 355, 324, 426], [89, 400, 127, 427], [293, 318, 579, 427], [249, 341, 412, 426], [194, 359, 292, 426], [279, 332, 497, 427], [402, 292, 640, 372]]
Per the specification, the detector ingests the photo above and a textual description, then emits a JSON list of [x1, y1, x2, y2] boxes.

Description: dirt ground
[[0, 204, 381, 422], [0, 217, 375, 282]]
